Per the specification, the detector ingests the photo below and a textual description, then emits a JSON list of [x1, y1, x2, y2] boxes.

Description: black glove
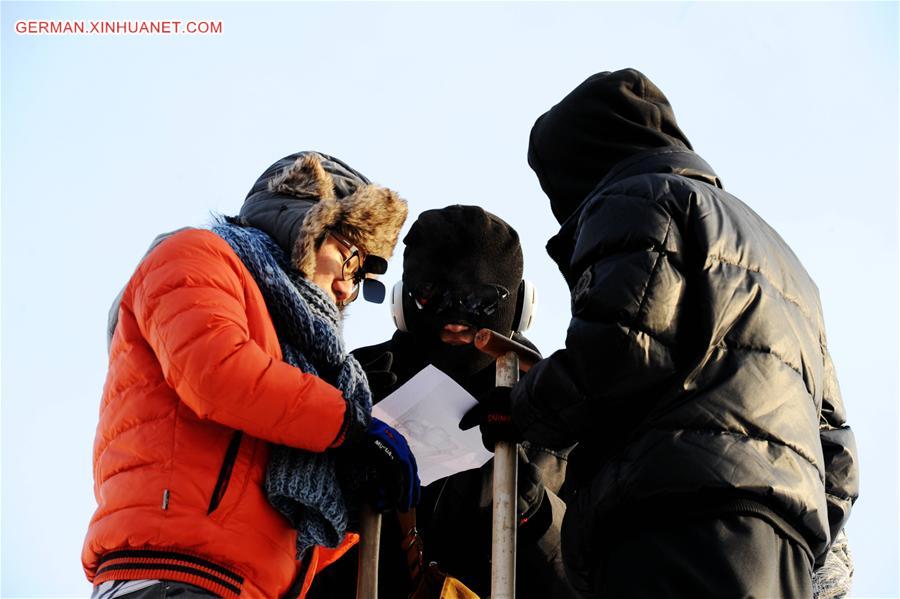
[[517, 446, 546, 525], [474, 446, 550, 542], [357, 417, 420, 513], [459, 386, 520, 451], [361, 351, 397, 400]]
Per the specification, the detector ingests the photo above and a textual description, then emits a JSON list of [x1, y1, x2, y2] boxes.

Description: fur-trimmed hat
[[240, 151, 408, 278]]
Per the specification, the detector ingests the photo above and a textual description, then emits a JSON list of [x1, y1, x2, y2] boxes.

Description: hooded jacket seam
[[672, 427, 822, 481], [590, 147, 707, 194], [705, 255, 816, 330], [717, 341, 803, 380], [613, 320, 675, 349], [633, 215, 673, 325], [718, 342, 820, 416], [96, 412, 175, 464]]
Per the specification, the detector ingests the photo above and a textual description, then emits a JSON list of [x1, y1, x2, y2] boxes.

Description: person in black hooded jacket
[[308, 205, 578, 598], [463, 69, 859, 597]]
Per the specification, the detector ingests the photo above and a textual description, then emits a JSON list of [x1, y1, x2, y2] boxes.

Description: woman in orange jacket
[[83, 152, 417, 599]]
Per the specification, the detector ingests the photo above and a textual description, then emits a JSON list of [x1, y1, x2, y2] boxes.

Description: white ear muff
[[515, 279, 537, 333], [390, 281, 408, 332]]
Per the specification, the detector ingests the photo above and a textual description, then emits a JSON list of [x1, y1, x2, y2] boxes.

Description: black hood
[[527, 68, 693, 224]]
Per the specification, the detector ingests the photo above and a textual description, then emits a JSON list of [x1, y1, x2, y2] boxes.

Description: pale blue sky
[[2, 2, 897, 597]]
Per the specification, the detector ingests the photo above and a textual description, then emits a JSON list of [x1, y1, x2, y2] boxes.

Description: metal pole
[[491, 351, 519, 599], [356, 504, 381, 599]]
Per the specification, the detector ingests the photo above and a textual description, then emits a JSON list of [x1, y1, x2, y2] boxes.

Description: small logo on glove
[[373, 439, 395, 460]]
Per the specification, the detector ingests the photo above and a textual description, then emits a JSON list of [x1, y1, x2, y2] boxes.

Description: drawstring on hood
[[528, 68, 693, 224]]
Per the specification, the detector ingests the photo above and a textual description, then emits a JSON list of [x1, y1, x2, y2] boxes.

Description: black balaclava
[[527, 68, 693, 224], [402, 205, 524, 378]]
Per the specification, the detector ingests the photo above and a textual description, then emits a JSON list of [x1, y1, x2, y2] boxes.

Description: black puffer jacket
[[513, 70, 859, 584]]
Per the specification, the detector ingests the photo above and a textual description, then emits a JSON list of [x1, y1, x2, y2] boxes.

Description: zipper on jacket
[[208, 430, 243, 515], [282, 549, 314, 599]]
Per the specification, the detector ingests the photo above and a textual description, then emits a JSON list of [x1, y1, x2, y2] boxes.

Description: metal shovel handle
[[491, 351, 519, 599], [356, 504, 381, 599], [475, 329, 527, 599]]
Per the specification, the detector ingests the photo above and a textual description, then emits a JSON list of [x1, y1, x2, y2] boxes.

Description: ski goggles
[[407, 282, 511, 319], [331, 232, 388, 305]]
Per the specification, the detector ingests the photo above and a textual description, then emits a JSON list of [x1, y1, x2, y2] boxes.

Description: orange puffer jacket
[[83, 228, 359, 598]]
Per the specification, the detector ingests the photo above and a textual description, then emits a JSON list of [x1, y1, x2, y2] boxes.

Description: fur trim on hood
[[239, 151, 408, 279]]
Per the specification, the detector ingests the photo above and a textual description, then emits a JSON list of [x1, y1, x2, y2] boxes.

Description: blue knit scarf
[[213, 222, 371, 558]]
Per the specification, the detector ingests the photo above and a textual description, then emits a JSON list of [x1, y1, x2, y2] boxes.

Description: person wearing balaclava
[[308, 205, 578, 598], [460, 69, 860, 598]]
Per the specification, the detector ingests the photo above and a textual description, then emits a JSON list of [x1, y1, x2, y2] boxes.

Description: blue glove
[[360, 417, 420, 512]]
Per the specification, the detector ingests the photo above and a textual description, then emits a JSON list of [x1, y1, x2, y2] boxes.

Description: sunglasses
[[330, 233, 388, 306], [407, 282, 510, 318]]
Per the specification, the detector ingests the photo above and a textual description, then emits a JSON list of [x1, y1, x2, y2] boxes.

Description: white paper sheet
[[372, 365, 493, 486]]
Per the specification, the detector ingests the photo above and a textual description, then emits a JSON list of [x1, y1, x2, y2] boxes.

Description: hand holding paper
[[371, 365, 493, 486]]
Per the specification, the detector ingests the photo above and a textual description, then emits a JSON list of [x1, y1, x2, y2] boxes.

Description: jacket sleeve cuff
[[518, 489, 553, 542], [328, 395, 370, 448]]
